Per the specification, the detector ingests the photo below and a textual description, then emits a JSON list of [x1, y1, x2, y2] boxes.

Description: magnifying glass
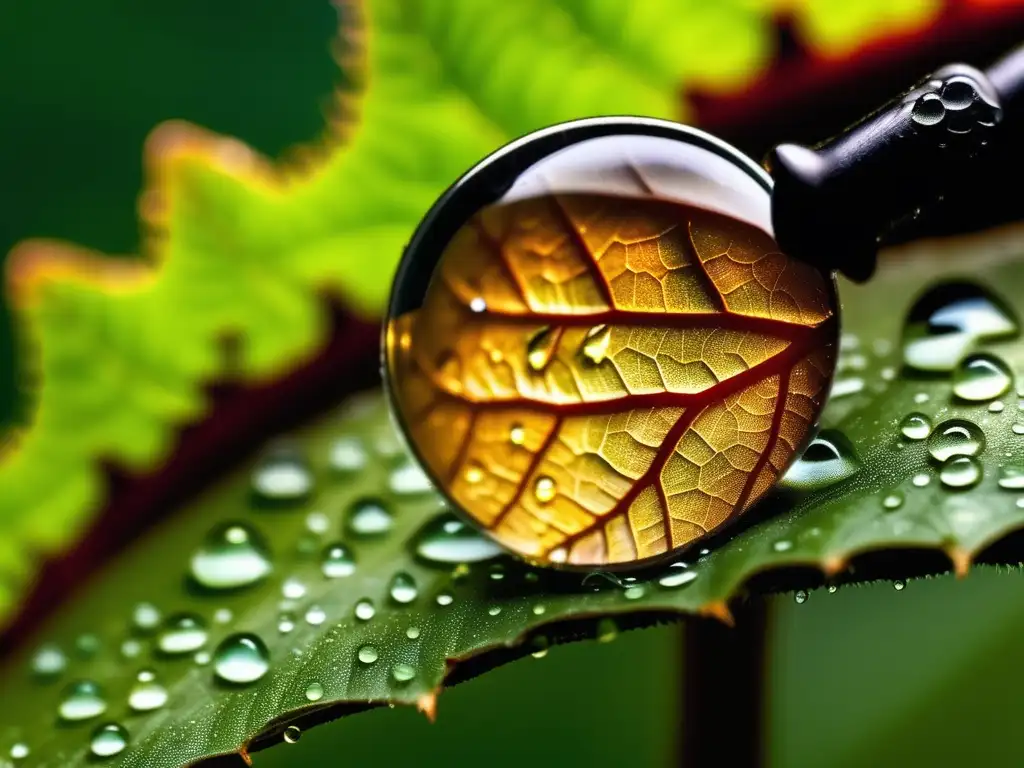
[[382, 44, 1024, 571]]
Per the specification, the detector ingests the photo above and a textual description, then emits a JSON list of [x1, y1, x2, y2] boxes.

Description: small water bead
[[488, 605, 502, 616], [406, 626, 421, 640], [413, 514, 503, 564], [582, 325, 612, 364], [772, 539, 794, 553], [329, 436, 368, 472], [894, 580, 907, 591], [357, 645, 379, 665], [489, 563, 506, 581], [392, 663, 417, 683], [548, 547, 568, 563], [463, 461, 486, 485], [190, 522, 272, 590], [827, 585, 839, 594], [532, 604, 546, 616], [282, 577, 307, 600], [939, 456, 983, 489], [75, 634, 100, 658], [998, 465, 1024, 490], [469, 296, 487, 313], [623, 585, 646, 600], [306, 512, 330, 535], [283, 726, 302, 745], [30, 643, 66, 678], [213, 608, 233, 625], [194, 650, 211, 666], [914, 392, 930, 404], [831, 377, 865, 398], [10, 743, 28, 761], [509, 424, 526, 446], [120, 639, 142, 659], [389, 459, 434, 495], [527, 326, 559, 372], [581, 571, 625, 591], [1017, 497, 1024, 509], [596, 618, 619, 644], [880, 366, 896, 381], [355, 599, 376, 621], [213, 633, 270, 685], [658, 563, 699, 589], [530, 637, 550, 659], [882, 492, 904, 511], [927, 419, 986, 462], [912, 472, 932, 488], [89, 723, 128, 758], [157, 614, 208, 655], [781, 430, 861, 491], [321, 542, 357, 578], [436, 592, 454, 607], [305, 682, 325, 702], [305, 605, 327, 626], [794, 590, 809, 605], [953, 353, 1014, 402], [534, 476, 557, 503], [252, 451, 313, 503], [899, 413, 932, 441], [990, 400, 1006, 413], [389, 572, 419, 604], [58, 680, 107, 721], [346, 497, 394, 536], [128, 670, 168, 712]]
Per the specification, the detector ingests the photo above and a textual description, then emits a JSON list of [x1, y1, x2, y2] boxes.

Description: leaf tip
[[698, 600, 735, 627], [822, 554, 847, 577], [416, 692, 438, 723], [948, 546, 972, 578]]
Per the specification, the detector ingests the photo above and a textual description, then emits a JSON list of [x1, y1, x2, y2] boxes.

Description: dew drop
[[894, 580, 906, 591], [74, 633, 100, 658], [831, 377, 865, 398], [534, 476, 557, 503], [914, 392, 930, 404], [1013, 423, 1024, 435], [469, 296, 487, 313], [278, 612, 296, 634], [128, 670, 168, 712], [89, 723, 128, 758], [899, 413, 932, 441], [882, 492, 904, 511], [990, 400, 1006, 413], [282, 577, 307, 600], [194, 650, 211, 666], [392, 663, 416, 683], [357, 645, 378, 665], [998, 465, 1024, 490], [436, 592, 454, 607], [305, 682, 324, 702], [120, 639, 142, 659], [329, 436, 367, 472], [794, 590, 808, 605], [780, 430, 861, 490], [527, 326, 559, 371], [305, 605, 327, 626], [532, 604, 546, 616], [658, 563, 698, 589], [509, 424, 526, 446], [952, 353, 1013, 401], [252, 450, 312, 503], [157, 614, 208, 655], [389, 571, 419, 604], [624, 585, 645, 600], [58, 679, 106, 722], [463, 461, 486, 484], [321, 542, 357, 578], [10, 743, 28, 761], [413, 513, 503, 564], [131, 600, 162, 634], [939, 455, 983, 489], [214, 608, 234, 625], [531, 636, 549, 659], [912, 472, 931, 488], [30, 643, 66, 678], [283, 725, 302, 745], [389, 459, 434, 496], [596, 618, 619, 643], [213, 633, 270, 685], [927, 419, 986, 462], [772, 539, 794, 553], [346, 497, 394, 536], [488, 605, 502, 616], [406, 626, 421, 640], [190, 522, 272, 590], [827, 585, 838, 594], [354, 599, 376, 621], [581, 325, 611, 364]]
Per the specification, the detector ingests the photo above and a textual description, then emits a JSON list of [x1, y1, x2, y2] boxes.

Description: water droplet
[[658, 563, 698, 589], [305, 605, 327, 626], [827, 585, 838, 594], [534, 476, 557, 503], [902, 282, 1018, 372], [413, 513, 503, 564], [527, 327, 559, 371], [389, 459, 434, 495], [597, 618, 619, 643], [355, 599, 376, 621], [321, 542, 357, 578], [990, 400, 1006, 413], [998, 465, 1024, 489], [120, 639, 142, 659], [305, 512, 330, 535], [89, 723, 128, 758], [952, 353, 1013, 401], [406, 626, 421, 640], [882, 492, 904, 511], [463, 461, 486, 484], [357, 645, 378, 664], [939, 455, 983, 489], [157, 613, 208, 655], [911, 92, 945, 126], [488, 605, 502, 616], [899, 413, 932, 441], [624, 585, 645, 600], [912, 472, 932, 487], [794, 590, 808, 605], [509, 424, 526, 446], [928, 419, 986, 461], [530, 636, 549, 659], [780, 430, 861, 490], [213, 633, 270, 685], [346, 498, 394, 536], [532, 604, 546, 616], [772, 539, 794, 553], [389, 571, 419, 604], [128, 670, 168, 712], [282, 577, 307, 600], [194, 650, 211, 666], [10, 743, 28, 761], [831, 377, 865, 398], [283, 725, 302, 745], [305, 681, 324, 702], [894, 580, 907, 591], [581, 325, 611, 364], [58, 680, 107, 721], [469, 296, 487, 313], [190, 522, 272, 590], [329, 436, 367, 472], [252, 450, 312, 503], [392, 663, 416, 683], [30, 643, 66, 678], [436, 592, 454, 607], [278, 612, 296, 634], [1013, 423, 1024, 435], [914, 392, 930, 404]]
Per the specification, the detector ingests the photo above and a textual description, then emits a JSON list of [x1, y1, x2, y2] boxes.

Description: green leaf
[[4, 223, 1024, 765]]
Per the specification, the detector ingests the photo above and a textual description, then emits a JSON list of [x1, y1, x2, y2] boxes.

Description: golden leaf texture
[[388, 192, 838, 567]]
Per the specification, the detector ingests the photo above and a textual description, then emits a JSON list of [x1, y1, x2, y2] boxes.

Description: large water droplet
[[952, 353, 1013, 401], [927, 419, 986, 462], [882, 492, 904, 511], [899, 413, 932, 441], [132, 602, 162, 633], [58, 680, 107, 721], [998, 465, 1024, 490], [89, 723, 128, 758], [780, 430, 861, 490], [527, 326, 559, 372], [305, 605, 327, 626], [354, 599, 376, 621], [30, 643, 66, 678], [283, 725, 302, 745], [305, 682, 324, 702], [252, 449, 313, 503], [329, 436, 367, 473], [213, 633, 270, 685], [389, 571, 419, 604], [902, 282, 1018, 372], [281, 577, 307, 600], [389, 459, 434, 496], [581, 325, 611, 364], [10, 743, 28, 761], [392, 663, 416, 683], [190, 522, 272, 590], [357, 645, 378, 665], [658, 563, 698, 589], [413, 514, 503, 564], [321, 542, 356, 578], [157, 613, 208, 655], [346, 497, 394, 536], [939, 455, 983, 489], [128, 670, 168, 712]]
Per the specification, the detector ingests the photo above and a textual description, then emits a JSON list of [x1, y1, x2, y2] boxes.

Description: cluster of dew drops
[[789, 281, 1024, 606]]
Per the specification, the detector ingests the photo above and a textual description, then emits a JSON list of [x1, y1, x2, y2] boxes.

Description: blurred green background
[[5, 1, 1024, 766]]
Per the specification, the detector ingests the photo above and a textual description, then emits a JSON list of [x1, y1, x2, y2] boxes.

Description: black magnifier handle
[[768, 43, 1024, 282]]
